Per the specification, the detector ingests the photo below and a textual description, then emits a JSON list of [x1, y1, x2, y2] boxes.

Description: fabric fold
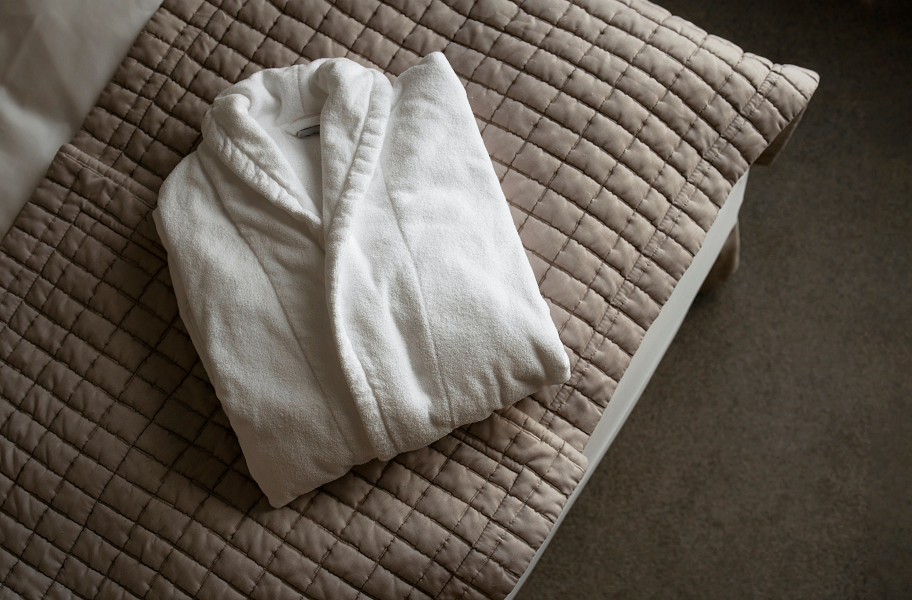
[[155, 52, 570, 507]]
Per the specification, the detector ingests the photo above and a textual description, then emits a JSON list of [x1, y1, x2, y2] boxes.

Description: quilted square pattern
[[0, 0, 816, 598]]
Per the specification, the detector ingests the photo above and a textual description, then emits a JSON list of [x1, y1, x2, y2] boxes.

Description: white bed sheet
[[0, 0, 162, 237]]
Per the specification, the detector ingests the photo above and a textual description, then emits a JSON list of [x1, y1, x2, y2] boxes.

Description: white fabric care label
[[282, 114, 321, 138]]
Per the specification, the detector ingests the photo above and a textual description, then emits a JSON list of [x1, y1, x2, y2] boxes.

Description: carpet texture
[[517, 0, 912, 597]]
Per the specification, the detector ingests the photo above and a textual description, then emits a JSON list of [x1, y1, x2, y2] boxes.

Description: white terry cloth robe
[[153, 52, 571, 508]]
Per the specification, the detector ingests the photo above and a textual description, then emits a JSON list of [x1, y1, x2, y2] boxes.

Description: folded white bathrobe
[[154, 53, 570, 508]]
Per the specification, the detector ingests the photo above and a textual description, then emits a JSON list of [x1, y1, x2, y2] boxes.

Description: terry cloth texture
[[154, 53, 571, 508], [0, 0, 817, 599]]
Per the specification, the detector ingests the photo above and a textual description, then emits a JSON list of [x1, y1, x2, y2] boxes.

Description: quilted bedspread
[[0, 0, 817, 599]]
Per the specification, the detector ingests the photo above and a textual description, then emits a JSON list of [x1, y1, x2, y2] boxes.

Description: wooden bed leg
[[699, 220, 740, 293]]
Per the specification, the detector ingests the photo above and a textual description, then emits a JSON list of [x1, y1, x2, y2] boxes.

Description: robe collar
[[200, 58, 392, 246]]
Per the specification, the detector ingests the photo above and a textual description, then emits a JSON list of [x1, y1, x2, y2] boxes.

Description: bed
[[0, 0, 816, 598]]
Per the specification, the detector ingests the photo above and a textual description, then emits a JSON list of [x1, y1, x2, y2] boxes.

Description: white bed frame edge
[[507, 169, 751, 599]]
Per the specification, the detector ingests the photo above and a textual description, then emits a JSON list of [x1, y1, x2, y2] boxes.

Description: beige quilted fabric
[[0, 0, 817, 598]]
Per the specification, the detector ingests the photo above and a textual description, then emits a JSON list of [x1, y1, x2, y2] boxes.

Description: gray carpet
[[517, 0, 912, 597]]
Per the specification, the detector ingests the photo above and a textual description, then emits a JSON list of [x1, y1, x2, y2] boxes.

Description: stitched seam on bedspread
[[0, 214, 579, 505], [0, 1, 814, 597], [1, 279, 571, 599], [1, 234, 185, 599], [545, 63, 786, 437], [86, 0, 769, 336], [98, 0, 767, 206], [101, 0, 743, 305]]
